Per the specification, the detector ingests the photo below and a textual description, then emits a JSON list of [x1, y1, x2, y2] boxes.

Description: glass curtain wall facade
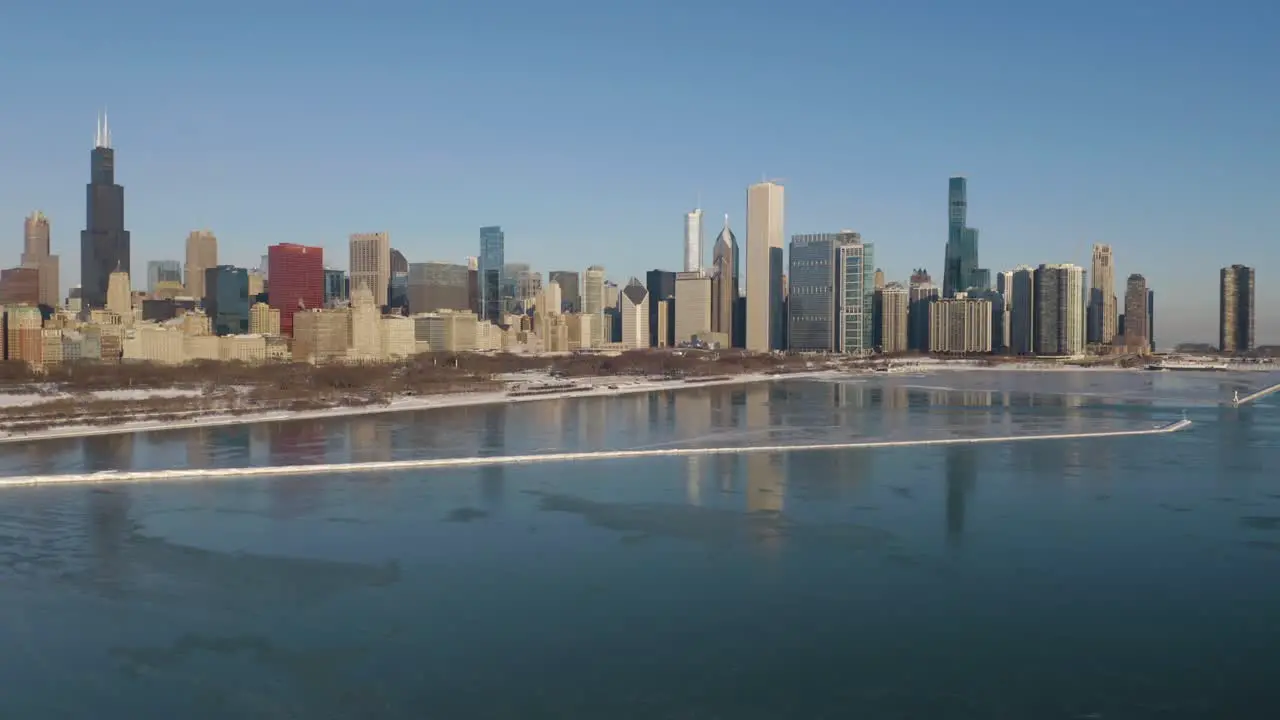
[[479, 226, 505, 324]]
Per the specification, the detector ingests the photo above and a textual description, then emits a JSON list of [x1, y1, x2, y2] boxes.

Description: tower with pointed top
[[80, 112, 131, 308], [710, 214, 739, 344]]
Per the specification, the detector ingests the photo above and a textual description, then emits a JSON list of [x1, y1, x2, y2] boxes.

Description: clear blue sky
[[1, 0, 1277, 344]]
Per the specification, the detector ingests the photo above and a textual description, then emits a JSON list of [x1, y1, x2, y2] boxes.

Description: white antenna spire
[[95, 113, 101, 148], [103, 109, 111, 148]]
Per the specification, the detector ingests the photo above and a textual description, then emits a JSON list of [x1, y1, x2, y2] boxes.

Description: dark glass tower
[[80, 114, 131, 309], [479, 226, 505, 324], [942, 177, 988, 297]]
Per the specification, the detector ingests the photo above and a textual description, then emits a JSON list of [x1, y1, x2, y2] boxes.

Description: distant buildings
[[942, 177, 988, 297], [673, 271, 712, 344], [409, 262, 470, 313], [1219, 264, 1255, 353]]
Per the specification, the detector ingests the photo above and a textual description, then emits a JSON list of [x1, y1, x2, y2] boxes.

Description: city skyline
[[4, 125, 1270, 350], [3, 3, 1277, 343]]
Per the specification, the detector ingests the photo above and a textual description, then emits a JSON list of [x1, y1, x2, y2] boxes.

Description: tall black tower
[[80, 113, 131, 308]]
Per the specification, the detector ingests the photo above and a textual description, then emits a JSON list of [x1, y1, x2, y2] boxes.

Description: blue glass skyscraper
[[479, 226, 505, 324], [943, 177, 989, 297]]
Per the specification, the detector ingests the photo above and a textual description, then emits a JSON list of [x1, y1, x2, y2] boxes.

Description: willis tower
[[80, 113, 131, 308]]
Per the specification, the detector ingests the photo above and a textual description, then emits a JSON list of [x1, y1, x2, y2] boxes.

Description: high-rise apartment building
[[479, 226, 504, 324], [1008, 266, 1037, 355], [746, 181, 785, 352], [674, 272, 712, 344], [619, 278, 649, 350], [929, 296, 993, 354], [80, 114, 131, 308], [787, 234, 839, 352], [549, 271, 581, 313], [267, 243, 324, 336], [907, 269, 938, 351], [836, 234, 876, 355], [203, 265, 250, 335], [1088, 244, 1117, 345], [1219, 264, 1255, 354], [147, 260, 183, 295], [184, 230, 218, 298], [1147, 288, 1155, 353], [877, 282, 909, 353], [22, 211, 59, 308], [349, 232, 391, 308], [1122, 274, 1149, 351], [710, 215, 740, 347], [584, 265, 606, 347], [1033, 264, 1085, 356], [0, 268, 40, 306], [942, 177, 988, 297], [995, 270, 1014, 351], [684, 208, 704, 272], [408, 262, 470, 313]]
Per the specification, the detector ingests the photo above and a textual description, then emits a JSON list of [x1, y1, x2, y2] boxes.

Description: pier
[[1233, 382, 1280, 407], [0, 419, 1192, 487]]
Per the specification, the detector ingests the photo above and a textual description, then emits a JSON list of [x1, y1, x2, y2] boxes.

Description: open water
[[1, 370, 1279, 718]]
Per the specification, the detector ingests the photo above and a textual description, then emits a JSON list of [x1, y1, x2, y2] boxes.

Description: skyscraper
[[203, 265, 250, 335], [349, 232, 391, 307], [619, 278, 649, 350], [584, 265, 606, 346], [683, 208, 704, 273], [645, 270, 676, 347], [1008, 266, 1037, 355], [1088, 244, 1117, 345], [1219, 264, 1255, 353], [185, 230, 218, 298], [710, 215, 740, 347], [877, 282, 909, 353], [746, 181, 785, 352], [1033, 264, 1085, 356], [21, 211, 59, 307], [943, 177, 979, 297], [408, 262, 470, 313], [836, 233, 875, 354], [787, 234, 839, 352], [1123, 274, 1149, 351], [80, 113, 131, 308], [479, 226, 505, 324], [268, 243, 324, 336]]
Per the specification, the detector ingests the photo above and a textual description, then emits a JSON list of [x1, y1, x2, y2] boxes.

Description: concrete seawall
[[0, 419, 1192, 488], [1234, 382, 1280, 407]]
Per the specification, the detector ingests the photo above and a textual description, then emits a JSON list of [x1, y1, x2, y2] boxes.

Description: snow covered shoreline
[[0, 370, 844, 444]]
